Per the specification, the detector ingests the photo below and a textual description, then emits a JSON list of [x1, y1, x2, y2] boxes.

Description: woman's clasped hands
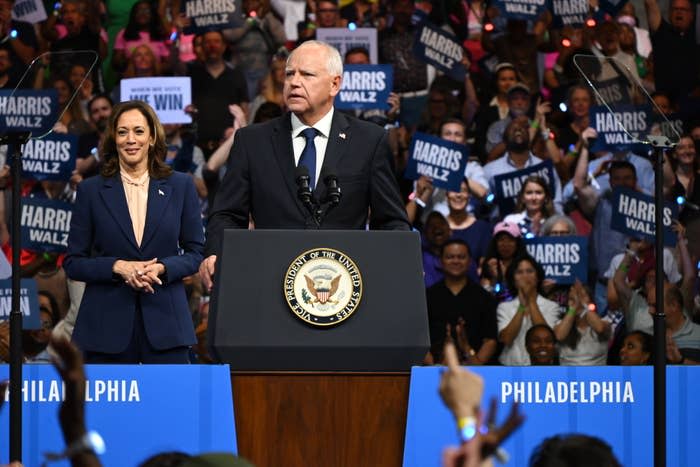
[[113, 258, 165, 293]]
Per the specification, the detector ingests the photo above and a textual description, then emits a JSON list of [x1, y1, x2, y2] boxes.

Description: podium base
[[231, 372, 410, 467]]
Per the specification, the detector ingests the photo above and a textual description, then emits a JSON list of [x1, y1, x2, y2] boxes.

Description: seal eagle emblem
[[284, 248, 363, 327]]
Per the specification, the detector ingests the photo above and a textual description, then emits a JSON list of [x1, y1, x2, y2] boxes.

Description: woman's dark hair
[[124, 0, 167, 41], [513, 175, 555, 217], [480, 234, 526, 283], [506, 254, 545, 295], [525, 324, 558, 365], [625, 331, 654, 364], [38, 290, 61, 327], [529, 434, 621, 467], [100, 100, 172, 179]]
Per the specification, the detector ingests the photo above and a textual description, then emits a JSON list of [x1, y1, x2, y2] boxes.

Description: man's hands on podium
[[199, 255, 217, 292]]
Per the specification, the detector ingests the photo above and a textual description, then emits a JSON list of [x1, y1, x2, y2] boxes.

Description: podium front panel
[[209, 230, 429, 371]]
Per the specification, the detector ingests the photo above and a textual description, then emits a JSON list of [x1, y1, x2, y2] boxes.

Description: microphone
[[323, 172, 342, 207], [295, 165, 314, 209]]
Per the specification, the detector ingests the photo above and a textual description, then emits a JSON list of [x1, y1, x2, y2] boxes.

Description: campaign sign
[[590, 105, 651, 154], [549, 0, 588, 28], [20, 198, 72, 253], [404, 366, 700, 467], [494, 0, 547, 21], [493, 160, 555, 216], [593, 76, 631, 106], [12, 0, 47, 23], [404, 132, 468, 192], [412, 22, 465, 81], [0, 279, 40, 329], [0, 89, 59, 136], [335, 65, 392, 110], [650, 111, 684, 144], [181, 0, 242, 34], [317, 28, 378, 64], [21, 133, 78, 182], [0, 364, 237, 466], [598, 0, 628, 16], [121, 77, 192, 124], [525, 236, 588, 284], [611, 187, 677, 247]]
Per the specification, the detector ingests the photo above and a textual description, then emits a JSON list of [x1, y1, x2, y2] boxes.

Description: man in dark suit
[[200, 40, 409, 290]]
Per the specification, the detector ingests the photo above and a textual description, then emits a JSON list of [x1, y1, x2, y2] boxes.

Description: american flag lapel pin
[[339, 132, 346, 139]]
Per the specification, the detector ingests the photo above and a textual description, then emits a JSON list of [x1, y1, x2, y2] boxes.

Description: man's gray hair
[[289, 40, 343, 77]]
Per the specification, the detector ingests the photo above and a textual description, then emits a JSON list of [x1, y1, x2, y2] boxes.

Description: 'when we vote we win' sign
[[120, 77, 192, 124]]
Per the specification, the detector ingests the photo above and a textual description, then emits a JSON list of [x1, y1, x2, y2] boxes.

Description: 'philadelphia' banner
[[590, 104, 651, 154], [548, 0, 588, 28], [493, 0, 548, 21], [317, 28, 378, 64], [0, 364, 237, 466], [404, 132, 468, 192], [525, 236, 588, 284], [121, 77, 192, 124], [0, 89, 59, 136], [335, 65, 392, 110], [181, 0, 242, 34], [610, 187, 677, 247], [21, 133, 78, 181], [404, 366, 698, 467], [0, 278, 40, 329], [20, 198, 73, 253], [412, 22, 466, 81], [493, 160, 555, 216]]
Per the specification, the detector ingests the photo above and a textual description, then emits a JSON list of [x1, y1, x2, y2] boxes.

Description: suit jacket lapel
[[99, 177, 139, 251], [141, 178, 171, 250], [317, 111, 351, 202], [273, 114, 307, 215]]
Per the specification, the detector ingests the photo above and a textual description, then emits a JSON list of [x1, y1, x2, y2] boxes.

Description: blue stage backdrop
[[404, 366, 698, 467], [0, 364, 237, 466]]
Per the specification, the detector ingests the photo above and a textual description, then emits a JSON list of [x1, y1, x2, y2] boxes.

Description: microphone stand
[[317, 174, 342, 224], [0, 130, 31, 462]]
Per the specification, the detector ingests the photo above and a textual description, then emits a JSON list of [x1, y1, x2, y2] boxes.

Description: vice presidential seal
[[284, 248, 363, 327]]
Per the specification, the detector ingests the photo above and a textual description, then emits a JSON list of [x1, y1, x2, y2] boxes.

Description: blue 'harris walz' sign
[[525, 236, 588, 284], [335, 64, 393, 110], [404, 132, 468, 192], [611, 187, 677, 247], [412, 21, 466, 81], [0, 89, 59, 136], [21, 133, 78, 182], [590, 104, 651, 154]]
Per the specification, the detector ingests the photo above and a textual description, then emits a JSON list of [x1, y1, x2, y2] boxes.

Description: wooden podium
[[231, 372, 410, 467], [210, 230, 429, 466]]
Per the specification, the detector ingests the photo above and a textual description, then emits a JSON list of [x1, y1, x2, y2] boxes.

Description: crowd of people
[[0, 0, 699, 367]]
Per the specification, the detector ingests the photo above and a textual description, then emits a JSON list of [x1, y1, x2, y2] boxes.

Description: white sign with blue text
[[317, 28, 378, 64], [11, 0, 47, 23], [121, 77, 192, 124]]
